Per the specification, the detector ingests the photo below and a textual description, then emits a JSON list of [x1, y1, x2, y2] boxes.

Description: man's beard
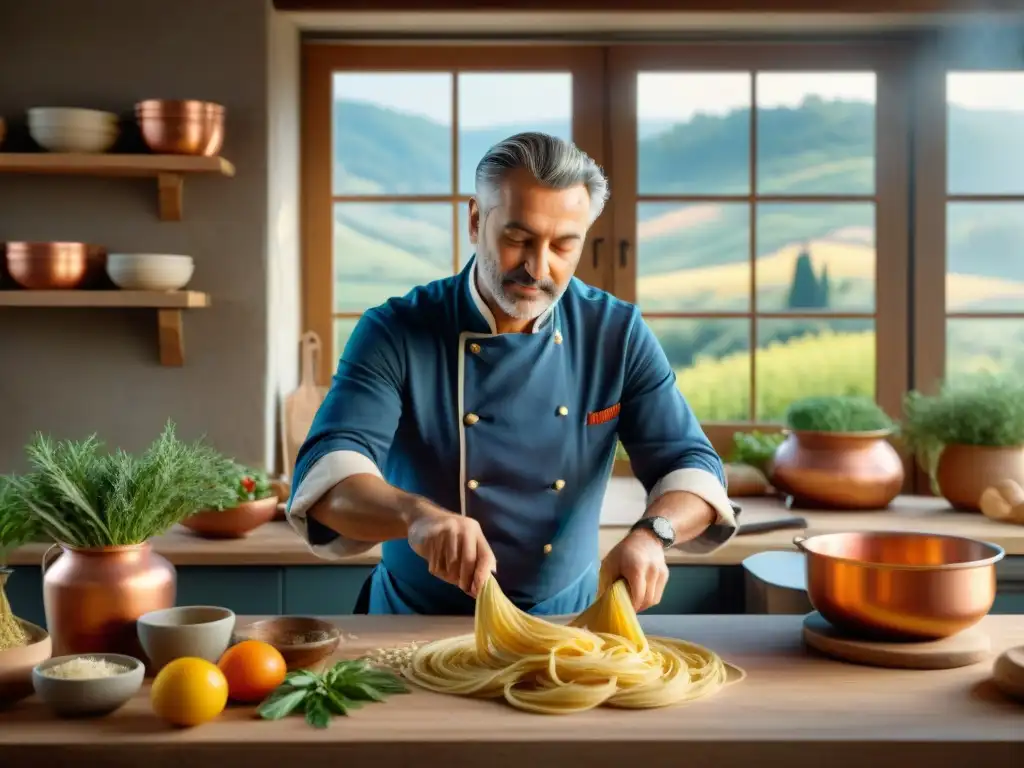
[[476, 247, 560, 321]]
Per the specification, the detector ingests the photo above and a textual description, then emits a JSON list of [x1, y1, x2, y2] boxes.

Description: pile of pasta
[[402, 576, 740, 714]]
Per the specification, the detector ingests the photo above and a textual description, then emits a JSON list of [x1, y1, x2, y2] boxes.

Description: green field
[[330, 91, 1024, 420]]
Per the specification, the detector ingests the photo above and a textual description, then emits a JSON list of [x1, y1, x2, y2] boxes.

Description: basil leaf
[[258, 689, 308, 721], [305, 696, 332, 729], [284, 670, 320, 688], [324, 689, 354, 716]]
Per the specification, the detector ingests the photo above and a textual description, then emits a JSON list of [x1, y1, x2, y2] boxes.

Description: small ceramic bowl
[[234, 617, 341, 671], [137, 605, 235, 672], [32, 653, 144, 717]]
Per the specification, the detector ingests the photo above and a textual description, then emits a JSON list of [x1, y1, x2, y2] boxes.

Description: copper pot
[[770, 429, 905, 510], [4, 242, 89, 290], [795, 531, 1003, 641], [936, 444, 1024, 512], [135, 99, 225, 156], [180, 496, 279, 539], [42, 543, 176, 658]]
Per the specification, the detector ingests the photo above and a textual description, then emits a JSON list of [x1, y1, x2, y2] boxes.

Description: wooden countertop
[[2, 614, 1022, 768], [7, 479, 1024, 567]]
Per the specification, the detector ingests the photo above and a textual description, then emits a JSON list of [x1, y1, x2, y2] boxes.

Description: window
[[300, 45, 605, 363], [302, 40, 928, 472], [606, 44, 908, 451]]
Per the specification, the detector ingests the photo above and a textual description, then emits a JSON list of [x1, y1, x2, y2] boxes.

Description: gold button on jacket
[[463, 413, 480, 426]]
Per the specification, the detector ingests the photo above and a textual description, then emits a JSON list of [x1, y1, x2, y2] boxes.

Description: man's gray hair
[[474, 132, 609, 223]]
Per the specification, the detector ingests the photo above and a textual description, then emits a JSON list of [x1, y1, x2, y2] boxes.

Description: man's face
[[469, 167, 592, 323]]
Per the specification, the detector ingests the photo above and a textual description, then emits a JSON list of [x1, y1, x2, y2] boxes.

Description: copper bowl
[[135, 99, 225, 156], [5, 242, 89, 290], [795, 531, 1004, 641], [180, 496, 279, 539], [234, 617, 341, 671]]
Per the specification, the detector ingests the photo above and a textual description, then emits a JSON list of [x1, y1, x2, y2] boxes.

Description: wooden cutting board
[[280, 331, 329, 480]]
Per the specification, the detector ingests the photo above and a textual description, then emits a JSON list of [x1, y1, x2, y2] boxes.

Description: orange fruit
[[151, 657, 229, 727], [217, 639, 287, 703]]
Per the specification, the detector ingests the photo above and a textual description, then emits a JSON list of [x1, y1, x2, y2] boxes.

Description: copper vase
[[936, 444, 1024, 512], [770, 430, 905, 510], [42, 543, 176, 658]]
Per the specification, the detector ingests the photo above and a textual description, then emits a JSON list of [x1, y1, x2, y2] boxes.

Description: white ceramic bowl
[[106, 253, 195, 291], [28, 107, 118, 131], [29, 124, 118, 153]]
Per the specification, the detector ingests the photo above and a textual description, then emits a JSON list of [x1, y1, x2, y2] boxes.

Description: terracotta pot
[[936, 444, 1024, 512], [0, 619, 51, 709], [180, 495, 279, 539], [42, 542, 176, 659], [770, 429, 905, 510]]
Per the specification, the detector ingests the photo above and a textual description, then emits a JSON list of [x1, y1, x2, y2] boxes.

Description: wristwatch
[[629, 516, 676, 549]]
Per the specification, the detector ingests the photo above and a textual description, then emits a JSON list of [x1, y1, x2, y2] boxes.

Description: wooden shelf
[[0, 153, 235, 221], [0, 290, 211, 365]]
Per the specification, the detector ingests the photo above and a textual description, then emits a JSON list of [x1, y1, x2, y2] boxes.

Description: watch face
[[651, 517, 674, 543]]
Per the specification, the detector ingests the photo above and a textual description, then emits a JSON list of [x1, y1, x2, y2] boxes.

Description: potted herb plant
[[902, 374, 1024, 512], [0, 485, 52, 707], [771, 395, 905, 509], [180, 463, 279, 539], [0, 422, 238, 658]]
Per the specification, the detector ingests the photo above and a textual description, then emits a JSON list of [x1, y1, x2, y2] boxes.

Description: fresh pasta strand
[[402, 576, 743, 715]]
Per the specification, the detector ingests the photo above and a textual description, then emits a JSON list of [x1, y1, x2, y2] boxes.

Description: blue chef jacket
[[287, 257, 737, 616]]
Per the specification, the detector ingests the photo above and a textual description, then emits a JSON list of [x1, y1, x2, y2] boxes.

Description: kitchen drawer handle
[[618, 239, 630, 268]]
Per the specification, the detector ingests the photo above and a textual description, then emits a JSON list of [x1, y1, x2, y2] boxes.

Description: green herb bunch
[[0, 421, 240, 549], [213, 462, 273, 509], [0, 479, 39, 566], [902, 373, 1024, 481], [728, 431, 785, 473], [784, 395, 894, 434], [258, 660, 409, 729]]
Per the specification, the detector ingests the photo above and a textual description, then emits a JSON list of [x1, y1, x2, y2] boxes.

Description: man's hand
[[599, 528, 669, 613], [407, 508, 497, 598]]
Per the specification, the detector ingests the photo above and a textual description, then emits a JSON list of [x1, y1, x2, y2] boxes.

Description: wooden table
[[8, 480, 1024, 567], [1, 614, 1022, 767]]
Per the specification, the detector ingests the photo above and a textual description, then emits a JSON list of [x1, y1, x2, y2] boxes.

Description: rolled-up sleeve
[[286, 308, 404, 560], [617, 310, 738, 554]]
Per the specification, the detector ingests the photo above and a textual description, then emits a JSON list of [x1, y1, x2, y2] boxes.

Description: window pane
[[333, 203, 454, 313], [332, 72, 452, 195], [946, 202, 1024, 312], [755, 318, 875, 421], [636, 202, 750, 312], [648, 318, 751, 422], [947, 72, 1024, 195], [637, 73, 751, 195], [334, 317, 360, 366], [457, 73, 573, 196], [755, 203, 875, 313], [947, 319, 1024, 382], [756, 72, 875, 195]]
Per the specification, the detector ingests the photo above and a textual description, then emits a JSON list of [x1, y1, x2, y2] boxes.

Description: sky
[[334, 70, 1024, 129]]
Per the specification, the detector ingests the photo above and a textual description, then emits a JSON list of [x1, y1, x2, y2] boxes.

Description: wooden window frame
[[300, 42, 609, 381], [912, 39, 1024, 395], [605, 41, 911, 462]]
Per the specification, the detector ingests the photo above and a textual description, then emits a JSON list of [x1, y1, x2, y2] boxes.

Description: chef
[[287, 132, 738, 616]]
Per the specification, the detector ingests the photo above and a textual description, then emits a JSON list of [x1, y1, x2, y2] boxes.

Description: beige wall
[[0, 0, 285, 472]]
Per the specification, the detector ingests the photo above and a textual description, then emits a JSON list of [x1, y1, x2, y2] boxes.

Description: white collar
[[468, 262, 555, 335]]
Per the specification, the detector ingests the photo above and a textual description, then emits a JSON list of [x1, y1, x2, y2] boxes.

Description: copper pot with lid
[[795, 531, 1003, 641]]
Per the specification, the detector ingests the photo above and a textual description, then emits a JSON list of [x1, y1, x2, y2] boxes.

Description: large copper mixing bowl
[[5, 242, 89, 290], [135, 99, 225, 156], [795, 531, 1004, 641]]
